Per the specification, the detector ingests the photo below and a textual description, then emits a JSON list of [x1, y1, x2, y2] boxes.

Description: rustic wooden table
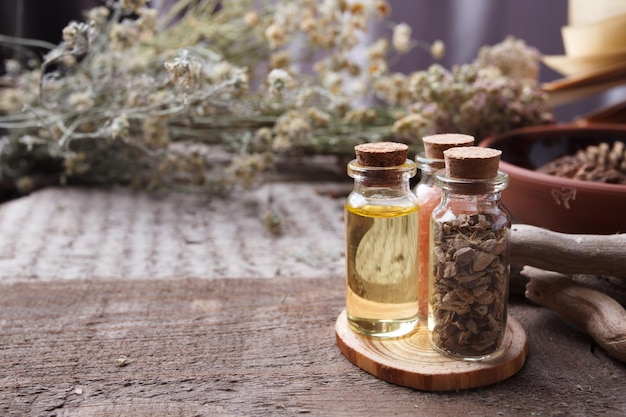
[[1, 184, 625, 416]]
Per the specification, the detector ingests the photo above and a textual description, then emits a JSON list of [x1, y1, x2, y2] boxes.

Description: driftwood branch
[[523, 266, 626, 363], [510, 224, 626, 278], [510, 268, 626, 307]]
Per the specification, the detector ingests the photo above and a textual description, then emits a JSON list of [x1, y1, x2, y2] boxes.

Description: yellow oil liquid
[[345, 204, 419, 338]]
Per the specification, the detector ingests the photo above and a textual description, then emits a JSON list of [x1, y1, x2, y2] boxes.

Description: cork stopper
[[355, 142, 408, 167], [423, 134, 475, 159], [443, 146, 502, 179]]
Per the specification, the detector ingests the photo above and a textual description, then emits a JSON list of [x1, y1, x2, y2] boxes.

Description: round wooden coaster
[[335, 310, 528, 391]]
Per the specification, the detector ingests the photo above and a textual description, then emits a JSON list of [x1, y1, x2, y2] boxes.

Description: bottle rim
[[434, 169, 509, 193], [347, 158, 417, 179], [415, 152, 444, 173]]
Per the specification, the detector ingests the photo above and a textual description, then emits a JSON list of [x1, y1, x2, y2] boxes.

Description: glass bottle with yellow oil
[[345, 142, 420, 338]]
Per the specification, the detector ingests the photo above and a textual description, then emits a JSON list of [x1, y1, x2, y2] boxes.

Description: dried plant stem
[[159, 0, 222, 30], [0, 34, 57, 53]]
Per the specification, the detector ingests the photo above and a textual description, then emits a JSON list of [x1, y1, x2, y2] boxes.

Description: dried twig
[[524, 266, 626, 363], [511, 224, 626, 279]]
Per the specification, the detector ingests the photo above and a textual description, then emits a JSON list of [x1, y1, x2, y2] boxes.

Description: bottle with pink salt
[[414, 134, 474, 318]]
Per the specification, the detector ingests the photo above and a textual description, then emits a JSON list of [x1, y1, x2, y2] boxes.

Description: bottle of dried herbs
[[345, 142, 420, 338], [428, 146, 511, 360], [414, 134, 474, 318]]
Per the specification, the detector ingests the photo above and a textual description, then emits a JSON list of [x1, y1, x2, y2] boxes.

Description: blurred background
[[1, 0, 624, 122]]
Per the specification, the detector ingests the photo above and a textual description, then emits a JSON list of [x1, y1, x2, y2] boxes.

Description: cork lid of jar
[[355, 142, 408, 167], [423, 134, 475, 159], [443, 146, 502, 179]]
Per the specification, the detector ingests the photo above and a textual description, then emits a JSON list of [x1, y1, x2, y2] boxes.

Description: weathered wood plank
[[0, 185, 347, 283], [1, 277, 625, 416]]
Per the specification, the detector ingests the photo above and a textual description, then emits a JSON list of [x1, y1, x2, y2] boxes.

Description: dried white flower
[[270, 51, 290, 69], [226, 153, 274, 188], [110, 114, 130, 140], [120, 0, 148, 13], [306, 107, 331, 127], [267, 68, 294, 95], [228, 67, 250, 95], [253, 127, 274, 148], [61, 21, 91, 55], [0, 88, 25, 113], [64, 152, 88, 176], [300, 16, 316, 32], [137, 8, 158, 39], [86, 6, 110, 26], [374, 1, 391, 17], [263, 209, 282, 235], [16, 176, 35, 193], [392, 23, 412, 54], [4, 59, 21, 77], [115, 355, 133, 367], [367, 38, 388, 61], [337, 24, 360, 49], [374, 73, 409, 105], [392, 113, 430, 139], [68, 91, 95, 112], [321, 71, 343, 92], [320, 0, 343, 18], [142, 117, 170, 148], [272, 134, 292, 153], [431, 40, 445, 60], [343, 108, 377, 125], [273, 110, 311, 151], [474, 36, 539, 80], [109, 21, 141, 51], [368, 59, 388, 77], [19, 135, 42, 151], [164, 50, 202, 89], [244, 11, 259, 27], [209, 61, 237, 83], [265, 23, 287, 49]]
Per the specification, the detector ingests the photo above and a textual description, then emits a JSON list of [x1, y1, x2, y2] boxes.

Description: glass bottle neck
[[352, 177, 413, 196], [434, 170, 509, 196], [415, 152, 443, 186], [439, 188, 503, 210], [348, 158, 416, 192]]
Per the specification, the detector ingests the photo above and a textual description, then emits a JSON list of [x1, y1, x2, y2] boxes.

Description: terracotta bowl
[[479, 124, 626, 234]]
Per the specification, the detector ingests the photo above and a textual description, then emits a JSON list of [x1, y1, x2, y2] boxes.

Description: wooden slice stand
[[335, 310, 528, 391]]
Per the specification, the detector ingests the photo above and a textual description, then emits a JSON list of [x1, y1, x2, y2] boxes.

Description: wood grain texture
[[335, 311, 527, 391], [1, 277, 625, 416], [0, 185, 347, 282], [0, 185, 625, 415]]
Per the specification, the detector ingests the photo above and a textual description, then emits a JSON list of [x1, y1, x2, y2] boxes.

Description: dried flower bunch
[[392, 36, 554, 142], [0, 0, 553, 193]]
